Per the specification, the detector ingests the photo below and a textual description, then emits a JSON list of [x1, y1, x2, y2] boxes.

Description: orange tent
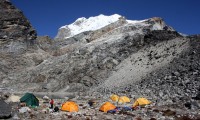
[[99, 102, 116, 112], [61, 101, 79, 112]]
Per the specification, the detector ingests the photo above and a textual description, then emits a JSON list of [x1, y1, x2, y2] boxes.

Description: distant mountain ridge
[[55, 14, 174, 39]]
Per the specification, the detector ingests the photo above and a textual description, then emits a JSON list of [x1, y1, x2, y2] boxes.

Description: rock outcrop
[[0, 0, 45, 90], [0, 100, 12, 119], [0, 0, 37, 54]]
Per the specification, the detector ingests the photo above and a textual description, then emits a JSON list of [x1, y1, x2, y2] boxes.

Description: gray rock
[[0, 100, 11, 119], [0, 0, 37, 54], [173, 71, 180, 76], [191, 101, 200, 110], [12, 114, 20, 120], [159, 92, 164, 98]]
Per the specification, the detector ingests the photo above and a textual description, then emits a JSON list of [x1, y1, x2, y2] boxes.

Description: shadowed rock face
[[0, 100, 11, 119], [0, 0, 40, 89], [0, 0, 37, 53]]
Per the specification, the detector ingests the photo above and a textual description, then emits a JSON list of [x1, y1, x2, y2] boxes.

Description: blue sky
[[11, 0, 200, 38]]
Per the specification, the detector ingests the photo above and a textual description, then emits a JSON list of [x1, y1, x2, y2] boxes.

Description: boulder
[[19, 107, 31, 113], [0, 100, 12, 119], [42, 95, 49, 100], [12, 114, 20, 120], [192, 92, 200, 100]]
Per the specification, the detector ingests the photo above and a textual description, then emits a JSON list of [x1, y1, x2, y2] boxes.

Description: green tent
[[20, 93, 39, 106]]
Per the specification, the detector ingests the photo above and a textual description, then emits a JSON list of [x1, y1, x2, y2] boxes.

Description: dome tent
[[110, 94, 119, 102], [118, 96, 131, 104], [61, 101, 79, 112], [20, 93, 39, 106], [99, 102, 116, 112], [133, 98, 151, 108]]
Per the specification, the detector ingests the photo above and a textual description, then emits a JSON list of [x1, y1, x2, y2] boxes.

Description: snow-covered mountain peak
[[73, 17, 86, 26], [57, 14, 122, 38], [56, 14, 174, 39]]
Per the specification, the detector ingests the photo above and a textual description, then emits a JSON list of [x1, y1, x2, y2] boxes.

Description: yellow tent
[[61, 101, 79, 112], [118, 96, 131, 104], [133, 98, 151, 107], [99, 102, 116, 112], [110, 94, 119, 102]]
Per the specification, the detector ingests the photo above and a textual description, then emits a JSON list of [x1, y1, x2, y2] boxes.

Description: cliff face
[[0, 0, 43, 90], [0, 0, 37, 53]]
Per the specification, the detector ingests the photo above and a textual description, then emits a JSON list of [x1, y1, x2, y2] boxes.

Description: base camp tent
[[20, 93, 39, 106], [133, 98, 151, 108], [118, 96, 131, 104], [99, 102, 116, 112], [110, 94, 119, 102], [61, 101, 79, 112]]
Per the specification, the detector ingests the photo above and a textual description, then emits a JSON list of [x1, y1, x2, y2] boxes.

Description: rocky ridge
[[0, 0, 37, 54]]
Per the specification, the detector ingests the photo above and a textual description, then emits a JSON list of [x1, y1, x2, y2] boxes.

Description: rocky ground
[[0, 93, 200, 120]]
